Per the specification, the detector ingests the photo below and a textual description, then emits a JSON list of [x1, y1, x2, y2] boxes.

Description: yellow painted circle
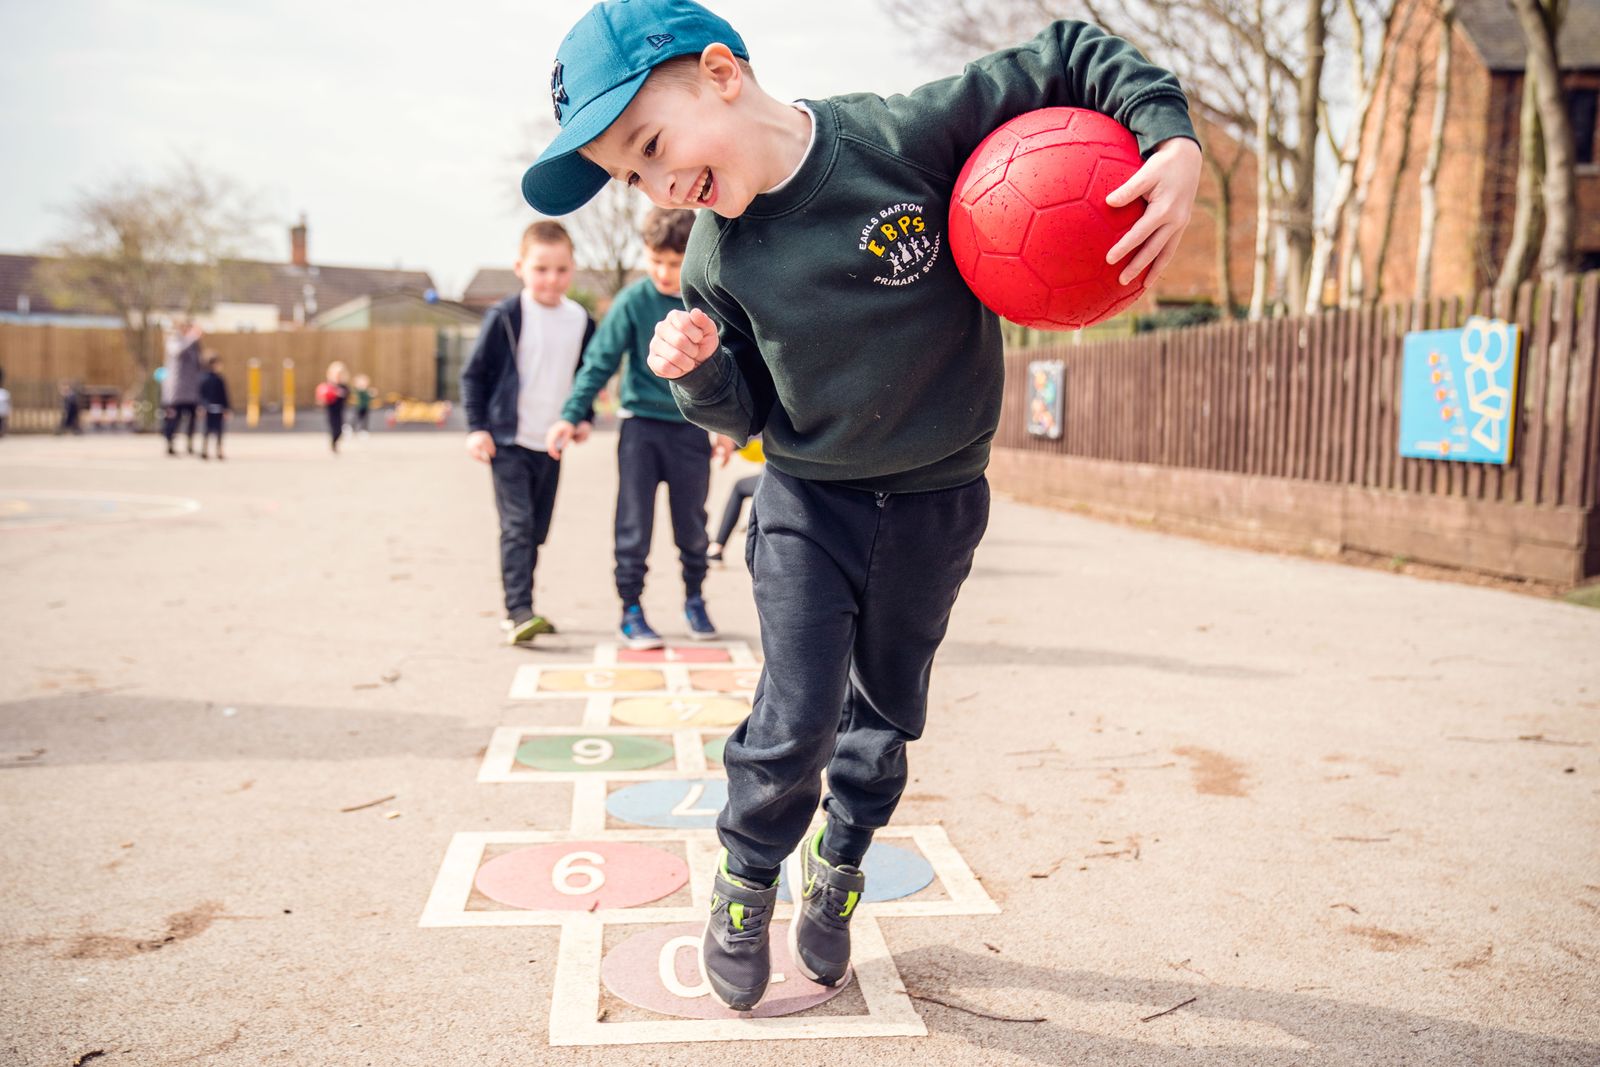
[[537, 668, 666, 693], [611, 695, 750, 727]]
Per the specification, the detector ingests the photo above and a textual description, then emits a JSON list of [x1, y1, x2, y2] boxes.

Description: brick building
[[1348, 0, 1600, 305]]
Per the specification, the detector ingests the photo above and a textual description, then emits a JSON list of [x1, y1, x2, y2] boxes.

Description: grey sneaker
[[788, 825, 864, 987], [701, 855, 778, 1011]]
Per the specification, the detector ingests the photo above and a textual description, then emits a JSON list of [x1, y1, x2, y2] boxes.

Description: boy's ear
[[699, 43, 742, 101]]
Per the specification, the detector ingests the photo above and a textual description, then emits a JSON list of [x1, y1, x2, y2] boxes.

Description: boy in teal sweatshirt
[[547, 207, 733, 649], [523, 0, 1201, 1010]]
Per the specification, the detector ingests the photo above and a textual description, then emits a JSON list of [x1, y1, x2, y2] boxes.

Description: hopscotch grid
[[425, 636, 993, 1044]]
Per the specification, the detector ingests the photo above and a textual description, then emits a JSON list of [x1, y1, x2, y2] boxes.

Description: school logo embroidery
[[857, 202, 941, 287], [646, 33, 675, 49], [551, 60, 569, 122]]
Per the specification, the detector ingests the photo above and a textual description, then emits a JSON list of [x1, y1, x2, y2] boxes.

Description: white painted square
[[476, 725, 728, 784], [508, 662, 761, 700], [418, 825, 997, 929], [547, 915, 926, 1046]]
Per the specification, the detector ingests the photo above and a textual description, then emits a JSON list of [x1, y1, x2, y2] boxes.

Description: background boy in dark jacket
[[460, 221, 596, 645]]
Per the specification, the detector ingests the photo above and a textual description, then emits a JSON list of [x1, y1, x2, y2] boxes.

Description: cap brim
[[521, 68, 652, 215]]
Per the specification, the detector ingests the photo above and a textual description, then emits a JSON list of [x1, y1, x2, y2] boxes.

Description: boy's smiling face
[[579, 46, 757, 219]]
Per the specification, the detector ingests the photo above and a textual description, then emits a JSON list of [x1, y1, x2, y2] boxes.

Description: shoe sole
[[786, 901, 851, 988], [617, 629, 665, 651], [698, 917, 766, 1012], [687, 628, 719, 642]]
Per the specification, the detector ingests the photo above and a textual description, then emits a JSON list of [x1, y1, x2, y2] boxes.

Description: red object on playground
[[949, 107, 1148, 330], [315, 381, 337, 406]]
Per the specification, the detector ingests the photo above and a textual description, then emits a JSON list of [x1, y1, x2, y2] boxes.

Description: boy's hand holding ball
[[649, 308, 719, 380]]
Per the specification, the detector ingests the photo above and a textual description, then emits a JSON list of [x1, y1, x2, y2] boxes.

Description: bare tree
[[1496, 74, 1546, 294], [1414, 0, 1456, 303], [1249, 0, 1277, 319], [1507, 0, 1576, 280], [1370, 50, 1425, 304], [38, 160, 261, 386], [1304, 0, 1407, 311], [568, 182, 648, 298]]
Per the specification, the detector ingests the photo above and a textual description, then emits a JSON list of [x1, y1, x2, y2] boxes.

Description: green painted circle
[[703, 735, 728, 766], [515, 734, 674, 772]]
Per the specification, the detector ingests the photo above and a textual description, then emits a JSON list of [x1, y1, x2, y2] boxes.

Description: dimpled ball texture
[[949, 107, 1148, 330]]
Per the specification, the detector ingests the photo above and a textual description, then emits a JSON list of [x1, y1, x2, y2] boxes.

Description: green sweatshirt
[[670, 21, 1195, 493], [561, 277, 687, 425]]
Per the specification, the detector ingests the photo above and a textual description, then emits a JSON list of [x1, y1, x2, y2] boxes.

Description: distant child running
[[317, 362, 350, 453], [460, 221, 596, 645], [707, 437, 763, 564], [545, 207, 733, 649], [523, 0, 1200, 1010]]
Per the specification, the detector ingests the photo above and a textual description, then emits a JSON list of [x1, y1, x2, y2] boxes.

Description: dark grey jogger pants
[[718, 465, 990, 880]]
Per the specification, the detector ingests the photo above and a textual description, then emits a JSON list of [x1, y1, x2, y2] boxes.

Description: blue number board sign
[[1398, 316, 1520, 464]]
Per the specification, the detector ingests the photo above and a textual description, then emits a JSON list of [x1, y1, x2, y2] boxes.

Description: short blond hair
[[521, 220, 573, 258]]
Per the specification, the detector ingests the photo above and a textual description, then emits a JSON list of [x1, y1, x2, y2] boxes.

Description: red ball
[[949, 107, 1148, 330]]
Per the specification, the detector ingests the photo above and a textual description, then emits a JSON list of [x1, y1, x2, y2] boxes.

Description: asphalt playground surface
[[2, 427, 1597, 1066]]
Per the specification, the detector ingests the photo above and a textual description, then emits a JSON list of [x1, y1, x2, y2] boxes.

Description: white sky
[[0, 0, 957, 299]]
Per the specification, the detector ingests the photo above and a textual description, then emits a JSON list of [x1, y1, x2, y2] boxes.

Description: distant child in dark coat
[[198, 354, 231, 461]]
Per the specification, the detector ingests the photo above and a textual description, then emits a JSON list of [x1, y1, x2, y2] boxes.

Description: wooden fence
[[0, 323, 440, 430], [992, 272, 1600, 583]]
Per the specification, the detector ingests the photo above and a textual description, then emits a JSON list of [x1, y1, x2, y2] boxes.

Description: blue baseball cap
[[522, 0, 748, 216]]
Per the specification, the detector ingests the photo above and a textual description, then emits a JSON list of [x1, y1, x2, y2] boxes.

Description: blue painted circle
[[776, 841, 934, 904], [606, 778, 729, 828]]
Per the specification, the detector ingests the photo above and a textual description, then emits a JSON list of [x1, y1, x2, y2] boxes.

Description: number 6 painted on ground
[[552, 850, 606, 895]]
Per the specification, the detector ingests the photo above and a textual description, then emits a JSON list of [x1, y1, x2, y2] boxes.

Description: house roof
[[0, 252, 435, 324], [461, 266, 645, 309], [0, 254, 64, 315], [213, 259, 435, 322], [1455, 0, 1600, 71], [312, 290, 482, 329]]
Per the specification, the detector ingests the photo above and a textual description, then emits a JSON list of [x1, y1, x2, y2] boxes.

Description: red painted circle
[[473, 843, 688, 911], [617, 646, 733, 663], [600, 922, 847, 1019]]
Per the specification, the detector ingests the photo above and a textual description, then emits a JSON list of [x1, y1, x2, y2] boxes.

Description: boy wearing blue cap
[[523, 0, 1201, 1011]]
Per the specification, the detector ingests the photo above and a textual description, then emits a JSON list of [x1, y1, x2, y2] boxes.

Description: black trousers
[[163, 403, 196, 446], [614, 417, 710, 604], [326, 402, 345, 449], [202, 410, 225, 453], [490, 444, 562, 617], [713, 474, 761, 545], [718, 465, 990, 878]]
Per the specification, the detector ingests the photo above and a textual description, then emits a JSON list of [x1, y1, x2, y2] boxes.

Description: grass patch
[[1563, 583, 1600, 610]]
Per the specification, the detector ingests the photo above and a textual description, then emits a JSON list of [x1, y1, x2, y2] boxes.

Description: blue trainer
[[618, 604, 664, 650], [685, 596, 718, 641]]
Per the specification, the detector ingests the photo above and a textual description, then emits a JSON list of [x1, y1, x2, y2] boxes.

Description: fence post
[[247, 359, 261, 428], [283, 358, 295, 429]]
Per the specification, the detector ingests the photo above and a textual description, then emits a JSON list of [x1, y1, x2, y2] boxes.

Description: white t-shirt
[[514, 292, 589, 450]]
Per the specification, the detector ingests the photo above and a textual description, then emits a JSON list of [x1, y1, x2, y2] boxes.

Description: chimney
[[290, 213, 309, 267]]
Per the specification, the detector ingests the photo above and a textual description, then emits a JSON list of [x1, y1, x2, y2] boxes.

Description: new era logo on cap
[[647, 33, 675, 48]]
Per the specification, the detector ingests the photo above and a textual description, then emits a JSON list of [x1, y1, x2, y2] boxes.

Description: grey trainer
[[701, 856, 778, 1011], [788, 825, 865, 987]]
